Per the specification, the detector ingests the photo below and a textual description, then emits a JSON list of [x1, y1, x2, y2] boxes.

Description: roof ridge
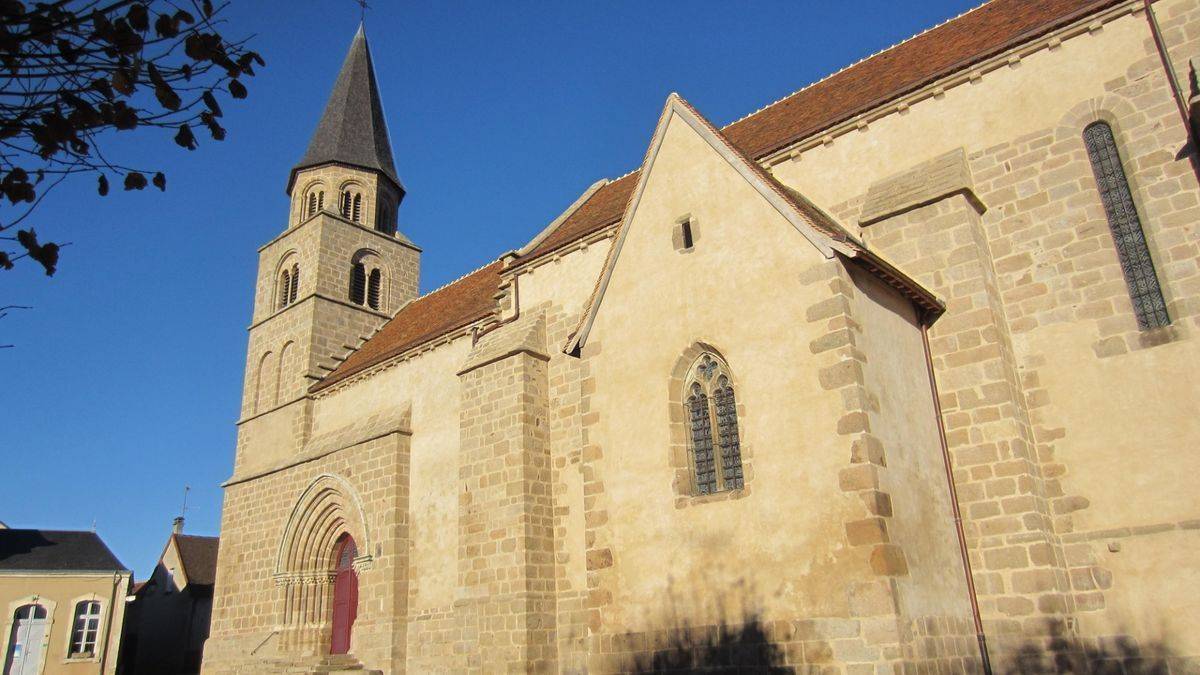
[[420, 259, 500, 299], [721, 0, 992, 132]]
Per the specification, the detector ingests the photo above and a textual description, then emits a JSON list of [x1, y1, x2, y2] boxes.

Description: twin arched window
[[684, 353, 743, 494], [349, 253, 382, 310], [69, 600, 102, 657], [305, 189, 325, 219], [278, 261, 300, 310], [341, 188, 363, 223]]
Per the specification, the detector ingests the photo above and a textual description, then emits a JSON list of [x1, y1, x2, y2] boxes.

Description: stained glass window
[[1083, 122, 1170, 330], [683, 353, 743, 495], [688, 383, 717, 494]]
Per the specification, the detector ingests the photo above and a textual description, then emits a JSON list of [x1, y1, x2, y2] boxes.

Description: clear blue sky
[[2, 0, 980, 577]]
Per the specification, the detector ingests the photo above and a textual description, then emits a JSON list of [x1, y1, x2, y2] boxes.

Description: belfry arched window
[[1083, 121, 1170, 330], [341, 187, 363, 223], [278, 261, 299, 310], [305, 189, 325, 218], [683, 353, 743, 494], [349, 251, 383, 310]]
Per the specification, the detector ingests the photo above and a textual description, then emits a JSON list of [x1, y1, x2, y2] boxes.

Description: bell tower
[[236, 25, 419, 467]]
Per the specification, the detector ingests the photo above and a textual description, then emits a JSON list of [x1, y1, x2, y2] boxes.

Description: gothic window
[[683, 353, 743, 494], [1083, 122, 1170, 330], [367, 268, 381, 310], [349, 262, 366, 305], [69, 600, 102, 657]]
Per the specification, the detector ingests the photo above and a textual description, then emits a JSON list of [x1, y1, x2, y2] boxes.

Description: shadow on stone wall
[[999, 623, 1186, 675], [628, 614, 793, 674]]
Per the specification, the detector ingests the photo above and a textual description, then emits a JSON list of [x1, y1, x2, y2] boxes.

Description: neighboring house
[[121, 520, 218, 675], [206, 2, 1200, 673], [0, 529, 131, 675]]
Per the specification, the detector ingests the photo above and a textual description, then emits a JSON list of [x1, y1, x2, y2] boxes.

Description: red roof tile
[[313, 262, 503, 391], [311, 0, 1113, 389]]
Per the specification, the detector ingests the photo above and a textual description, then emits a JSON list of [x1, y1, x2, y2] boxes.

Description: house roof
[[288, 25, 401, 195], [0, 529, 128, 573], [172, 534, 219, 587], [309, 0, 1112, 390], [314, 261, 504, 391]]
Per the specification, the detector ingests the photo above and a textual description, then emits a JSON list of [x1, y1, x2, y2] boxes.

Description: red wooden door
[[330, 535, 358, 655]]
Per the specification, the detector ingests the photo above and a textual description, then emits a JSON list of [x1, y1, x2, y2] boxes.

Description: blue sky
[[2, 0, 980, 577]]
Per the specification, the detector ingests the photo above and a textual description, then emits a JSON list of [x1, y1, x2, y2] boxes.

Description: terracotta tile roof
[[310, 0, 1110, 389], [173, 534, 219, 587], [313, 261, 503, 391], [519, 0, 1118, 265]]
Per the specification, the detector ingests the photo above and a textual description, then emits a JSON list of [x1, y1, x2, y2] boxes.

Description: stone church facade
[[203, 1, 1200, 673]]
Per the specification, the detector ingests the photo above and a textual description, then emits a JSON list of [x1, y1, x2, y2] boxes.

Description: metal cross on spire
[[354, 0, 371, 23]]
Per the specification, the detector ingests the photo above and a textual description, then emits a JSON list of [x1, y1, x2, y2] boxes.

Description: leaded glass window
[[683, 353, 744, 495], [1083, 122, 1170, 330]]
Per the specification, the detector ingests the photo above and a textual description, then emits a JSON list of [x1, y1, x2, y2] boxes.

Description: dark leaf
[[127, 3, 149, 32], [228, 79, 247, 99], [123, 172, 147, 190], [16, 228, 58, 276], [56, 38, 80, 64], [154, 13, 178, 39], [147, 63, 181, 110], [110, 101, 139, 130], [200, 111, 225, 141], [202, 0, 213, 18], [174, 123, 197, 150], [152, 172, 166, 191], [174, 9, 195, 25], [0, 251, 12, 271], [98, 174, 109, 196], [181, 63, 192, 81], [91, 77, 115, 100], [111, 69, 135, 95], [202, 90, 223, 117]]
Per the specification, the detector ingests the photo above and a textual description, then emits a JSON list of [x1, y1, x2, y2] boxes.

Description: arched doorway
[[329, 534, 358, 655], [4, 604, 48, 675]]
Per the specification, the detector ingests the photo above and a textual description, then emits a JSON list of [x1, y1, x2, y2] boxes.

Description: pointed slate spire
[[288, 25, 402, 195]]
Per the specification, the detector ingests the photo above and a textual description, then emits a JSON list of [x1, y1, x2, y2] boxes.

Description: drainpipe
[[1143, 0, 1200, 182], [98, 570, 123, 675], [921, 323, 993, 675]]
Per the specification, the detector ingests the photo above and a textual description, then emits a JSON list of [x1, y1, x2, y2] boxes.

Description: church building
[[203, 1, 1200, 672]]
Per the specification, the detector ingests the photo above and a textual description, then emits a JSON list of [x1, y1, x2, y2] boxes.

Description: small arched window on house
[[348, 250, 383, 310], [1083, 121, 1170, 330], [340, 187, 363, 223], [68, 600, 102, 657], [278, 261, 300, 310], [305, 188, 325, 218], [683, 353, 743, 494]]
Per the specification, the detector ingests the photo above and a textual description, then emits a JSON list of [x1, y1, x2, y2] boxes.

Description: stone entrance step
[[282, 654, 382, 675]]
